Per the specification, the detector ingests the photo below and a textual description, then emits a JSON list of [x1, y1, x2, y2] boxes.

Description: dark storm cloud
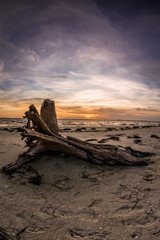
[[94, 0, 160, 86], [0, 0, 159, 84]]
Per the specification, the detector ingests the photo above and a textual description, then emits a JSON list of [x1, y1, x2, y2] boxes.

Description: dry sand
[[0, 126, 160, 240]]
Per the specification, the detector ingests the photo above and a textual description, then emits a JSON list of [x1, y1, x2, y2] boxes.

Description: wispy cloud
[[0, 0, 160, 119]]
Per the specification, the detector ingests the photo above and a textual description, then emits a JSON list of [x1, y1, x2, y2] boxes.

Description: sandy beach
[[1, 0, 160, 239], [0, 124, 160, 240]]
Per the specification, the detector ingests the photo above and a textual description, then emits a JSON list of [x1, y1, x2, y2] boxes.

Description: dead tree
[[2, 99, 152, 173]]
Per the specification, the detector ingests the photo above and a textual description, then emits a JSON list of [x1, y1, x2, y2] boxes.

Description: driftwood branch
[[2, 99, 152, 174]]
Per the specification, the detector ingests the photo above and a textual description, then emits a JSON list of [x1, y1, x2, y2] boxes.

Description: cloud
[[0, 59, 4, 71], [56, 104, 160, 120], [0, 96, 159, 120], [0, 0, 160, 119], [135, 107, 159, 112]]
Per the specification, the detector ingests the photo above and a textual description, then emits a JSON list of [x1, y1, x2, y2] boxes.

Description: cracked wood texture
[[2, 99, 152, 173]]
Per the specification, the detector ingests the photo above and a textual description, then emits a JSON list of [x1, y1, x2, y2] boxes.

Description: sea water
[[0, 118, 159, 131]]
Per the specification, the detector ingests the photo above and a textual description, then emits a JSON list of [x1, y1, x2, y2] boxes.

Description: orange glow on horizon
[[56, 109, 100, 119], [83, 113, 98, 119], [0, 101, 160, 121]]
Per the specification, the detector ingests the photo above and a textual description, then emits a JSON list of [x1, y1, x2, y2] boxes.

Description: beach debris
[[29, 174, 42, 185], [98, 136, 120, 143], [7, 165, 42, 185], [75, 127, 87, 132], [62, 128, 71, 131], [131, 233, 139, 239], [88, 199, 102, 208], [75, 128, 82, 132], [134, 139, 142, 144], [127, 134, 141, 139], [98, 138, 107, 143], [143, 172, 157, 181], [106, 127, 116, 131], [124, 127, 131, 130], [133, 134, 141, 139], [2, 99, 153, 174], [0, 226, 27, 240], [69, 228, 111, 238], [150, 134, 160, 139], [0, 227, 16, 240], [132, 126, 139, 129], [85, 138, 98, 142], [108, 136, 120, 141]]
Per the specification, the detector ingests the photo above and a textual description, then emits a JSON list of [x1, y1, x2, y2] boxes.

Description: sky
[[0, 0, 160, 120]]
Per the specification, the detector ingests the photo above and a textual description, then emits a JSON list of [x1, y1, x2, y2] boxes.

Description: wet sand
[[0, 126, 160, 239]]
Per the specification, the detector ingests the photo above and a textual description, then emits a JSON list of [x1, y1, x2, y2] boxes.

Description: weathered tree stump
[[2, 99, 152, 173]]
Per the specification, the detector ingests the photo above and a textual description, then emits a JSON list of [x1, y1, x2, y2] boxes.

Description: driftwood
[[2, 99, 152, 174], [0, 228, 16, 240], [0, 226, 26, 240]]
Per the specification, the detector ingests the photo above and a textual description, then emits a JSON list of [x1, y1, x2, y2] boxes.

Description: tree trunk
[[2, 99, 152, 174], [40, 99, 60, 134]]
